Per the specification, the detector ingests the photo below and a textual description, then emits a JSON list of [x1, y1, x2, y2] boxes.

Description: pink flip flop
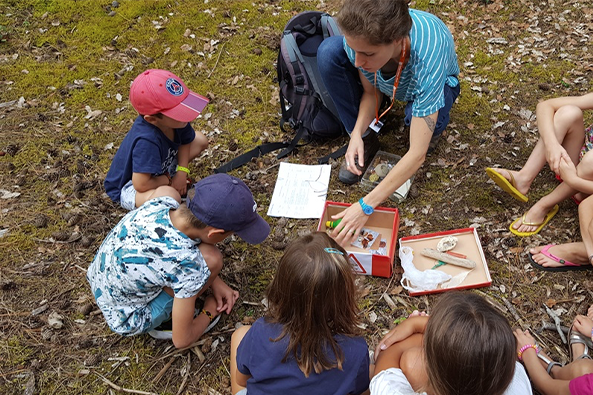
[[528, 244, 593, 272]]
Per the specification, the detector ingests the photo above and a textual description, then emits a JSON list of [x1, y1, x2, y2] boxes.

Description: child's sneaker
[[148, 310, 220, 340]]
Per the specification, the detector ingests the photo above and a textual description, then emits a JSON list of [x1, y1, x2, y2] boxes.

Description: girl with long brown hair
[[229, 232, 370, 395], [370, 292, 532, 395]]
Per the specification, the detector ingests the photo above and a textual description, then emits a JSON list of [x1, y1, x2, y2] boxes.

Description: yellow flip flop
[[509, 204, 559, 237], [485, 167, 528, 203]]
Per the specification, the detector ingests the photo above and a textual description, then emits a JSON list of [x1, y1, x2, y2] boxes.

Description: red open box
[[318, 201, 399, 278], [399, 228, 491, 296]]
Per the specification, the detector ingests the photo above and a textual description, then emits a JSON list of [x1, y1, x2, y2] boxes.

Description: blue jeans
[[317, 35, 460, 137]]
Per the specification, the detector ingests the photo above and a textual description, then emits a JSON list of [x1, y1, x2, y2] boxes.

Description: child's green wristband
[[176, 165, 190, 175]]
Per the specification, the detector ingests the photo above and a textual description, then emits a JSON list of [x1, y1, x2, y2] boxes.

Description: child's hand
[[513, 328, 536, 354], [171, 171, 188, 196], [211, 277, 239, 315], [545, 143, 569, 175], [374, 315, 429, 360], [573, 315, 593, 339], [558, 156, 577, 183]]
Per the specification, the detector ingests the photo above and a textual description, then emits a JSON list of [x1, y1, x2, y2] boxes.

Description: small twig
[[537, 320, 569, 335], [474, 290, 507, 315], [207, 42, 226, 79], [152, 356, 177, 383], [95, 372, 158, 395], [175, 353, 191, 395], [543, 304, 567, 344], [501, 297, 526, 329]]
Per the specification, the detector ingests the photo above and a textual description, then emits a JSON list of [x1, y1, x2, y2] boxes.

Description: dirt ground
[[1, 0, 593, 394]]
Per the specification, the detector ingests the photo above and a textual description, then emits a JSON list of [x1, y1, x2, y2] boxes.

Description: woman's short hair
[[424, 292, 516, 395], [337, 0, 413, 45]]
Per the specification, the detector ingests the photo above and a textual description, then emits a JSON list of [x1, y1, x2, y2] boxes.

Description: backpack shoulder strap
[[317, 143, 348, 164], [320, 14, 340, 38], [214, 142, 290, 174]]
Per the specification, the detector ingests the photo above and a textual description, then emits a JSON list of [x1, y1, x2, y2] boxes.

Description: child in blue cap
[[87, 174, 270, 348]]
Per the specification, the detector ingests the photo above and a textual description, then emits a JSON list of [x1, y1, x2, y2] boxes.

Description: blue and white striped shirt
[[344, 9, 459, 118]]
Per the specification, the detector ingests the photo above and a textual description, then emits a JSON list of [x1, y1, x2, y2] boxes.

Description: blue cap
[[188, 174, 270, 244]]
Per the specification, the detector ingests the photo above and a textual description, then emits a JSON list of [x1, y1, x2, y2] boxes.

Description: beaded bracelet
[[518, 344, 539, 361], [200, 309, 214, 322], [176, 165, 190, 176]]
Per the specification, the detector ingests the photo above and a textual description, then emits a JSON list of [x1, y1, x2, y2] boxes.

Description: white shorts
[[119, 180, 137, 211]]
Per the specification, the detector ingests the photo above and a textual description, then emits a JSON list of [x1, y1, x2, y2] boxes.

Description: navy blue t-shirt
[[236, 318, 370, 395], [104, 116, 195, 202]]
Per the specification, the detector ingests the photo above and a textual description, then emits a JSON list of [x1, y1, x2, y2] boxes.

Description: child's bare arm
[[132, 172, 170, 192], [559, 156, 593, 195], [211, 277, 239, 315], [514, 329, 571, 395], [374, 316, 429, 359], [536, 93, 593, 173], [171, 144, 190, 195], [171, 294, 218, 349]]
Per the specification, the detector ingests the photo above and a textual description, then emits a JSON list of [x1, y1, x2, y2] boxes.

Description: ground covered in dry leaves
[[1, 0, 593, 394]]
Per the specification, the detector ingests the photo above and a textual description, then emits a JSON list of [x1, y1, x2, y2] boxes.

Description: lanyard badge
[[372, 37, 411, 129]]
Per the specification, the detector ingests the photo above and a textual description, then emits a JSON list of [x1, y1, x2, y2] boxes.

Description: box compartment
[[399, 228, 491, 296], [360, 150, 413, 203], [318, 201, 399, 278]]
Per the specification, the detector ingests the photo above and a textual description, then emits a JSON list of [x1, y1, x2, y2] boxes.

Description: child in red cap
[[104, 69, 210, 210]]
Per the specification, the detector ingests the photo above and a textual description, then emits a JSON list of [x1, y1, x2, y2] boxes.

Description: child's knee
[[577, 152, 593, 178], [190, 132, 209, 157], [571, 359, 593, 377], [555, 104, 584, 125], [198, 243, 223, 275]]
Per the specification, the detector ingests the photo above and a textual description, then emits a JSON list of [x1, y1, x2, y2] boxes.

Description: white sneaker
[[148, 312, 220, 340]]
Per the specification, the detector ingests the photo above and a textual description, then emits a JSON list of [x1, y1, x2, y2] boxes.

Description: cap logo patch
[[252, 202, 257, 212], [165, 78, 184, 96]]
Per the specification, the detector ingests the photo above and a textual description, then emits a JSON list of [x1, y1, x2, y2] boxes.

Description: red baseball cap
[[129, 69, 209, 122]]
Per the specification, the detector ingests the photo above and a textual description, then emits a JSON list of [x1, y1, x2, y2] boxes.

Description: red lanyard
[[374, 37, 410, 124]]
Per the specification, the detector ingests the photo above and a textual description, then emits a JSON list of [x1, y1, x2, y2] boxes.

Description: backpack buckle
[[295, 75, 304, 85]]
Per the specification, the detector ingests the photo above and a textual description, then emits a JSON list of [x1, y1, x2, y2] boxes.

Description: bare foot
[[529, 243, 590, 269], [491, 168, 530, 195], [512, 203, 557, 234], [537, 349, 562, 376]]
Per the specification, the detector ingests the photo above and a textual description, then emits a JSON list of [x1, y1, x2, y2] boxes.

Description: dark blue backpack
[[215, 11, 345, 173]]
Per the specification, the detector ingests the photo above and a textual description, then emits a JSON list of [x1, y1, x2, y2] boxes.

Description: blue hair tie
[[324, 247, 343, 255]]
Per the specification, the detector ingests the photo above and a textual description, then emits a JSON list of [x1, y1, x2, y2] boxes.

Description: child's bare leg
[[530, 243, 589, 269], [230, 325, 251, 395], [512, 183, 575, 233], [492, 104, 585, 196], [579, 195, 593, 265], [199, 243, 223, 280], [574, 153, 593, 202], [188, 131, 208, 161], [374, 333, 426, 391]]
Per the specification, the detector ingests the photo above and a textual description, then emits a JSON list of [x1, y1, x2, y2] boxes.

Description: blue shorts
[[147, 290, 174, 331], [404, 83, 461, 136]]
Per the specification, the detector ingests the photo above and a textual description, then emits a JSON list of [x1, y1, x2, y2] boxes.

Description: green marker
[[325, 219, 342, 230]]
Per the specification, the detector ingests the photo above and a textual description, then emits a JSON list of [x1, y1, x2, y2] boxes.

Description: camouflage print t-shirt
[[87, 197, 210, 335]]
